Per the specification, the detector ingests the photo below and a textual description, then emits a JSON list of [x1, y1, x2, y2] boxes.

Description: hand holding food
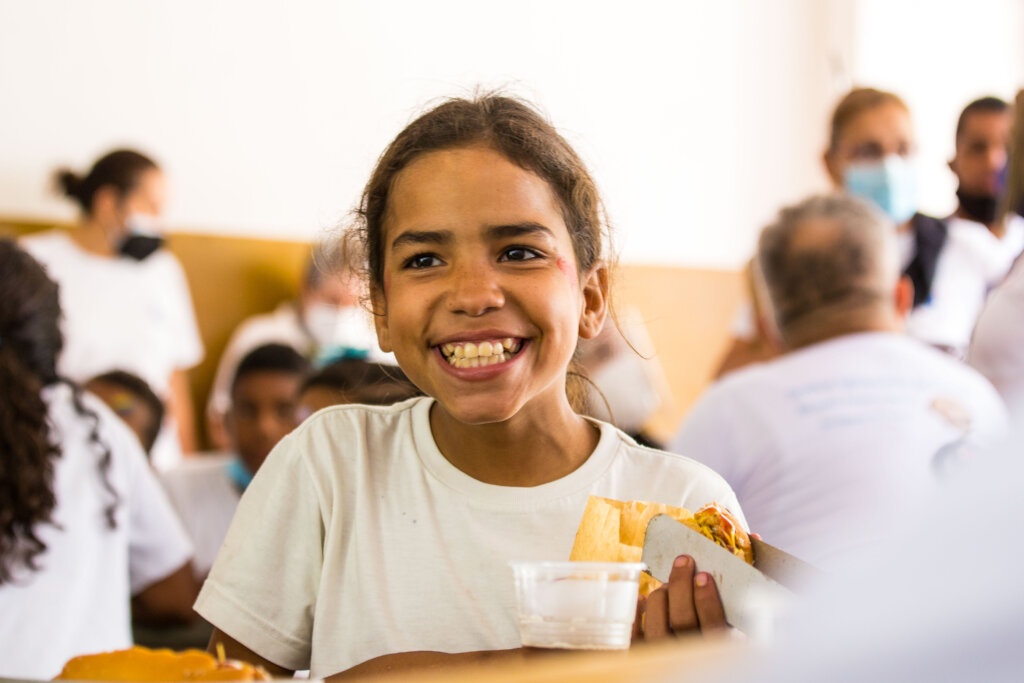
[[569, 496, 752, 596]]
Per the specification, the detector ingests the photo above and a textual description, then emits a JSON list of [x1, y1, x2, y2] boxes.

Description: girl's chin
[[433, 399, 522, 427]]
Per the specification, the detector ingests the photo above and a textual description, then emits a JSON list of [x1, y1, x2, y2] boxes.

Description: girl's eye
[[403, 253, 443, 269], [500, 246, 541, 262]]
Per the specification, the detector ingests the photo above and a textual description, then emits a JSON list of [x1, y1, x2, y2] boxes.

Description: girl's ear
[[578, 262, 609, 340], [370, 288, 393, 352]]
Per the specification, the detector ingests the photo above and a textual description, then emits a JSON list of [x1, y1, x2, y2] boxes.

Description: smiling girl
[[195, 94, 744, 679]]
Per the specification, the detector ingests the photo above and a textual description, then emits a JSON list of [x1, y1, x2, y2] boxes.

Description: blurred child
[[195, 94, 744, 679], [0, 239, 196, 680], [296, 359, 421, 417], [205, 253, 393, 450], [160, 344, 309, 581], [85, 370, 165, 457]]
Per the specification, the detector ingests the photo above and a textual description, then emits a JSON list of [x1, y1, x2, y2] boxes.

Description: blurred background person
[[20, 149, 203, 469], [85, 370, 166, 460], [0, 239, 197, 680], [822, 87, 1004, 359], [969, 89, 1024, 418], [713, 257, 780, 378], [205, 254, 391, 450], [670, 195, 1006, 567], [161, 344, 310, 583], [948, 96, 1022, 257], [296, 358, 421, 418], [717, 87, 1008, 374], [576, 307, 673, 448]]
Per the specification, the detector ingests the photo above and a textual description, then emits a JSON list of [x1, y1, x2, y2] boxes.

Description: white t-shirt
[[21, 230, 204, 469], [902, 217, 1018, 356], [0, 384, 194, 680], [194, 397, 744, 678], [969, 254, 1024, 416], [159, 454, 242, 581], [20, 230, 203, 393], [669, 332, 1006, 568]]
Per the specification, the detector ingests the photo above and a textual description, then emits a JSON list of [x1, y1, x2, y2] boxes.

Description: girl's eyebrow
[[389, 223, 555, 252], [390, 229, 452, 252], [486, 222, 556, 241]]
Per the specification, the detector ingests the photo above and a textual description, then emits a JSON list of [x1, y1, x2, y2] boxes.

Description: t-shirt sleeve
[[194, 434, 324, 671], [162, 255, 204, 370], [117, 417, 195, 594]]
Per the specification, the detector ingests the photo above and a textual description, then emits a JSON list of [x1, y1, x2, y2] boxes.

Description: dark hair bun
[[54, 169, 81, 201]]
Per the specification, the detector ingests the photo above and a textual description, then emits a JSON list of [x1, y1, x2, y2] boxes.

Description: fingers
[[750, 532, 762, 541], [644, 584, 671, 639], [693, 571, 728, 632], [665, 555, 699, 633], [631, 595, 646, 643], [640, 555, 730, 641]]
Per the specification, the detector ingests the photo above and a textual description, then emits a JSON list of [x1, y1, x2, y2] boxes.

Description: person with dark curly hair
[[0, 239, 198, 680]]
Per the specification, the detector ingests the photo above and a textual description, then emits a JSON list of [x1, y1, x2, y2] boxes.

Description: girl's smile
[[437, 335, 524, 370], [372, 144, 607, 427]]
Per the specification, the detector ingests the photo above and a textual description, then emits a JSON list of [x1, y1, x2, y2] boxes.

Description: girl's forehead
[[383, 145, 570, 243]]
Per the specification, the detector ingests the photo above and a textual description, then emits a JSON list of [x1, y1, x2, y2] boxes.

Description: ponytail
[[53, 149, 158, 215], [54, 168, 83, 206]]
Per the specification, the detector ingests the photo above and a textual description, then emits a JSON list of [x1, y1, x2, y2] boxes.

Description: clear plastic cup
[[510, 561, 646, 650]]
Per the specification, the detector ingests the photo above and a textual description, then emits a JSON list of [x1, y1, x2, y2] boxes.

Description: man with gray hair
[[670, 194, 1006, 567]]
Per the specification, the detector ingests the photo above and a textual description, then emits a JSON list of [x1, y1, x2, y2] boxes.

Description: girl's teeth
[[448, 351, 511, 368], [442, 339, 520, 366]]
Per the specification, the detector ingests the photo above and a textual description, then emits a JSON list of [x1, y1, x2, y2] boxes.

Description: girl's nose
[[446, 261, 505, 316]]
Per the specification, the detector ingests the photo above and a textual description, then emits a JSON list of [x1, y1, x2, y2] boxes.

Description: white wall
[[0, 1, 1020, 269]]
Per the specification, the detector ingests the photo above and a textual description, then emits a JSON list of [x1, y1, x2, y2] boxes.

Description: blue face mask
[[844, 155, 918, 224], [225, 457, 254, 492]]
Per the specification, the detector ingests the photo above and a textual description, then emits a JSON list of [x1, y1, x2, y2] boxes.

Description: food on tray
[[54, 645, 270, 681], [569, 495, 752, 595]]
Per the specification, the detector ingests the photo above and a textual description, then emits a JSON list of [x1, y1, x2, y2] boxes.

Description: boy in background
[[160, 344, 309, 581]]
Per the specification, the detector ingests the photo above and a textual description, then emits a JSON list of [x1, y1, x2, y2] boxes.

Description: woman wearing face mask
[[823, 87, 1008, 359], [718, 87, 999, 377], [205, 254, 393, 451], [20, 149, 203, 468]]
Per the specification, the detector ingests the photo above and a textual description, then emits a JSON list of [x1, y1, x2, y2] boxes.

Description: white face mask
[[303, 303, 377, 355]]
